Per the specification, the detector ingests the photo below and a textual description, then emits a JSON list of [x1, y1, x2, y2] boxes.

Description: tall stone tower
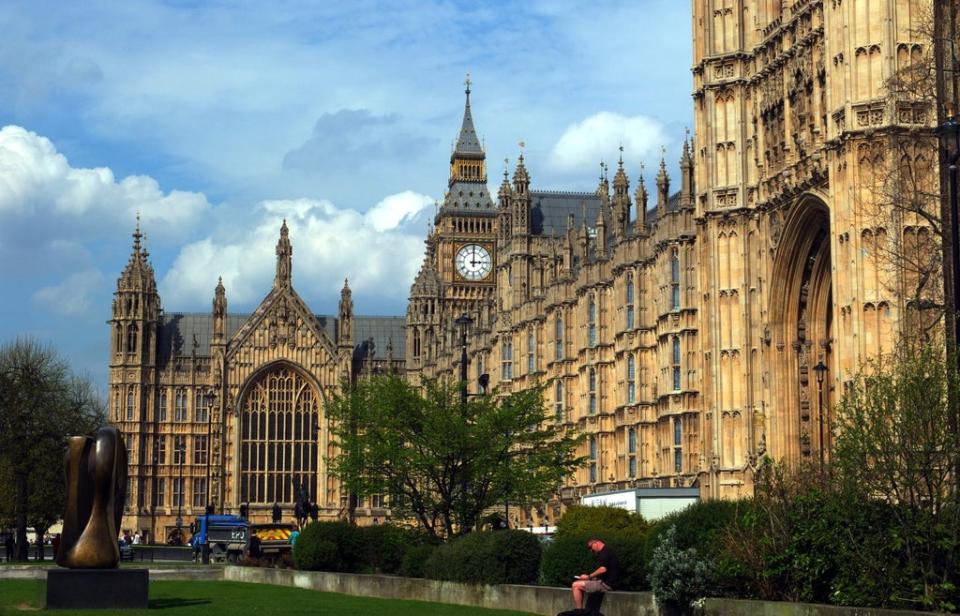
[[692, 0, 939, 497], [109, 217, 161, 511], [435, 77, 498, 317]]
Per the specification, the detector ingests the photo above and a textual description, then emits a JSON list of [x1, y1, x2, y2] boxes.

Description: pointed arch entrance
[[768, 196, 833, 464], [237, 362, 323, 505]]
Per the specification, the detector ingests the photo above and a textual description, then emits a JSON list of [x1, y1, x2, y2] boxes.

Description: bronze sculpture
[[56, 427, 128, 569]]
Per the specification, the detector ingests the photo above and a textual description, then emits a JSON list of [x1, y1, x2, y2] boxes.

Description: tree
[[832, 343, 960, 610], [0, 338, 105, 561], [326, 375, 584, 539]]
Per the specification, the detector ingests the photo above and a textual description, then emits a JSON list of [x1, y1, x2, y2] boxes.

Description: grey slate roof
[[352, 316, 407, 361], [157, 312, 405, 366], [530, 190, 682, 236], [454, 91, 484, 157], [444, 180, 495, 211], [530, 191, 602, 236]]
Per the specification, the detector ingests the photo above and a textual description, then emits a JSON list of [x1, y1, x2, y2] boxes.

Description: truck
[[249, 523, 295, 560], [189, 514, 249, 563]]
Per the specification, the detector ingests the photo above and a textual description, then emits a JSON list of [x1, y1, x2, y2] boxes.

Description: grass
[[0, 580, 537, 615]]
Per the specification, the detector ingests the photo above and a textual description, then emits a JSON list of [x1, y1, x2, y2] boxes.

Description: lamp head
[[813, 359, 827, 384]]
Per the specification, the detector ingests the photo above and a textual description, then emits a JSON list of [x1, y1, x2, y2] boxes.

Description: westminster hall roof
[[156, 313, 405, 366]]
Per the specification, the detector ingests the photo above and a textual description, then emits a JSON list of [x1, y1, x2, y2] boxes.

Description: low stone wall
[[223, 567, 942, 616], [223, 566, 655, 616], [700, 598, 938, 616], [0, 565, 223, 582]]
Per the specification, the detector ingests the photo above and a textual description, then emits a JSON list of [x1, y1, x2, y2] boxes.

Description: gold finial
[[464, 72, 472, 94]]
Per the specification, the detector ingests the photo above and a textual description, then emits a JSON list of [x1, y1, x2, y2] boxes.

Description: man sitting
[[569, 538, 621, 613]]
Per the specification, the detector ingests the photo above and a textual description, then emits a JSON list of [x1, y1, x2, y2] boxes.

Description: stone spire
[[498, 160, 512, 241], [454, 74, 483, 158], [275, 220, 292, 288], [595, 205, 607, 259], [511, 151, 530, 236], [635, 163, 649, 235], [656, 147, 670, 213], [596, 162, 610, 204], [680, 129, 694, 208], [212, 276, 227, 342], [612, 147, 630, 240], [512, 151, 530, 195], [447, 74, 488, 192], [117, 213, 157, 294], [563, 213, 575, 275], [338, 278, 353, 346], [578, 202, 590, 261], [498, 160, 512, 206], [112, 214, 160, 366]]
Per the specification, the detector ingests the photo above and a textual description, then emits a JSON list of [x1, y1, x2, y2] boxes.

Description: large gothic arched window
[[240, 365, 320, 504]]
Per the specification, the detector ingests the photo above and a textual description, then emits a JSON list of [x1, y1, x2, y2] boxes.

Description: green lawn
[[0, 580, 537, 615]]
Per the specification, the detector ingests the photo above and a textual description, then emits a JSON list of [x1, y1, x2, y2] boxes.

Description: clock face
[[455, 244, 492, 281]]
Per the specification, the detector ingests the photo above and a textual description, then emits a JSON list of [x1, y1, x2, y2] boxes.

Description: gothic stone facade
[[405, 0, 939, 528], [111, 0, 940, 536], [110, 223, 403, 542]]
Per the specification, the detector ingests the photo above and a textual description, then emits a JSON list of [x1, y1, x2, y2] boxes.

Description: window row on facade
[[114, 386, 217, 423]]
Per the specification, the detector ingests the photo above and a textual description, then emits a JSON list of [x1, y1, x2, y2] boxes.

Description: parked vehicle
[[189, 515, 249, 563], [249, 523, 294, 558], [119, 540, 135, 562]]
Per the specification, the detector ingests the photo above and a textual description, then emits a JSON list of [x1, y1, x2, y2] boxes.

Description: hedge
[[541, 531, 648, 590], [294, 521, 433, 574], [556, 505, 648, 537], [424, 530, 541, 585]]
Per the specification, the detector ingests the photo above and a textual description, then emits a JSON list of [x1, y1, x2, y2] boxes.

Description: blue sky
[[0, 0, 693, 390]]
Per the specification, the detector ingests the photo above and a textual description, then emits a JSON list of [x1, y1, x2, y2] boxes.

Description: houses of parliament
[[109, 0, 941, 540]]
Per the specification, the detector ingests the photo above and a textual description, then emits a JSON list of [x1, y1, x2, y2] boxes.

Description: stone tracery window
[[240, 365, 320, 504]]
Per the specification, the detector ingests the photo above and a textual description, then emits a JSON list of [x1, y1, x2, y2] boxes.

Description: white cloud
[[0, 125, 211, 231], [547, 112, 668, 173], [160, 193, 431, 311], [365, 191, 433, 232], [32, 268, 105, 316]]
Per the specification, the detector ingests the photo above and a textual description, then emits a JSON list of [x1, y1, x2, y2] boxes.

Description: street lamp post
[[938, 111, 960, 349], [176, 436, 185, 545], [813, 358, 828, 474], [455, 313, 472, 533], [202, 390, 215, 564], [938, 108, 960, 504]]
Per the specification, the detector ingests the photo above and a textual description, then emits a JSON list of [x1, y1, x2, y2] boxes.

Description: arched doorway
[[238, 363, 322, 505], [768, 197, 833, 465]]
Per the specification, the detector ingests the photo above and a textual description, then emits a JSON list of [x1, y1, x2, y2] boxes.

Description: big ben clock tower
[[434, 76, 498, 315]]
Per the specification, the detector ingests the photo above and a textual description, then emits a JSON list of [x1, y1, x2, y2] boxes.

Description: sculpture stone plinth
[[46, 568, 149, 610]]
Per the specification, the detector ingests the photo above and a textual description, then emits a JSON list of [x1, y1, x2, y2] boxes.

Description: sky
[[0, 0, 693, 391]]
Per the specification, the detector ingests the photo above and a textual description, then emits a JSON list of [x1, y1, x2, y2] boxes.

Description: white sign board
[[580, 488, 701, 521], [580, 490, 638, 512]]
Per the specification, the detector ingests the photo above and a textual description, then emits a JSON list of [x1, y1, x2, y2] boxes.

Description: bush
[[355, 524, 434, 574], [542, 504, 649, 590], [541, 532, 648, 590], [425, 530, 541, 585], [645, 499, 745, 597], [556, 505, 647, 537], [649, 526, 714, 613], [293, 538, 337, 571], [293, 521, 362, 572], [398, 543, 437, 578], [720, 462, 958, 610]]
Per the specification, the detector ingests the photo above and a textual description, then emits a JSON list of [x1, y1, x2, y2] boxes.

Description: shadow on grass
[[149, 597, 212, 609]]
